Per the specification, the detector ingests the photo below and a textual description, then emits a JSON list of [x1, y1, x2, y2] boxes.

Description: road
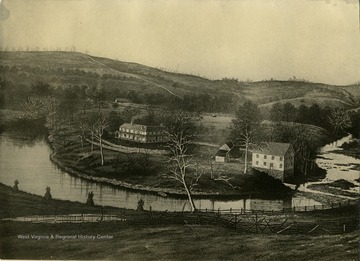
[[84, 54, 183, 99]]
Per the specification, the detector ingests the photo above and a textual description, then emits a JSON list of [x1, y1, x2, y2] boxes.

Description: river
[[0, 132, 322, 212], [314, 134, 360, 194]]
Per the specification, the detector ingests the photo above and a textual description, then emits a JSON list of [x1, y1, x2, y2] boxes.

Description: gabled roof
[[253, 142, 292, 156], [218, 142, 234, 151], [215, 144, 242, 158], [120, 123, 165, 132]]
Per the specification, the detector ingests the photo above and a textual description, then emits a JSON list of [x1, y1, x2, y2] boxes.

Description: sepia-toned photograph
[[0, 0, 359, 260]]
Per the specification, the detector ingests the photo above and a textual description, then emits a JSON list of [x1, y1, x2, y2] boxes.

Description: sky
[[0, 0, 359, 85]]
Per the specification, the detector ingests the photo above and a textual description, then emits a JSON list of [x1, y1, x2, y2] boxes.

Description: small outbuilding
[[215, 142, 242, 163]]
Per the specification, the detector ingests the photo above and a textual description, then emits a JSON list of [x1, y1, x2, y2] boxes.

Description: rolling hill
[[0, 51, 359, 109]]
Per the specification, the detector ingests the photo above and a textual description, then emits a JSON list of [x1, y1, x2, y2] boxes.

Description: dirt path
[[83, 54, 183, 99]]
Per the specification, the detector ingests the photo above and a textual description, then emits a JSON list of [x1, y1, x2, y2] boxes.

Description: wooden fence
[[4, 207, 358, 235], [196, 198, 358, 215], [85, 138, 168, 155], [123, 210, 359, 235]]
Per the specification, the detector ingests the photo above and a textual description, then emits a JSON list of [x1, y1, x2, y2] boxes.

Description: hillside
[[0, 51, 359, 109]]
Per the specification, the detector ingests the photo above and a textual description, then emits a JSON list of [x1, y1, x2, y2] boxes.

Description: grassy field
[[49, 122, 293, 198], [1, 222, 358, 261], [0, 183, 358, 260]]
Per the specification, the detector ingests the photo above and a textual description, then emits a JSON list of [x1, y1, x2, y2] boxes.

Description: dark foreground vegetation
[[0, 183, 358, 261]]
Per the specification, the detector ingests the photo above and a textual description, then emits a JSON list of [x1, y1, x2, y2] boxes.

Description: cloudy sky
[[0, 0, 359, 85]]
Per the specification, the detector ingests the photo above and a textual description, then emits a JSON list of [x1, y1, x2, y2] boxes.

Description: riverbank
[[0, 182, 358, 260], [46, 124, 292, 200], [0, 183, 132, 219], [332, 139, 360, 161]]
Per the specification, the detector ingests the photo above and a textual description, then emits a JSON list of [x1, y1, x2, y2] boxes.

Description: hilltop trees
[[231, 101, 262, 174]]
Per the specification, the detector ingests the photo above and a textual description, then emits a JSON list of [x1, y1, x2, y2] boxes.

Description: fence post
[[314, 205, 315, 210], [234, 214, 237, 229], [230, 208, 232, 214], [218, 208, 220, 216], [205, 208, 207, 212], [305, 206, 306, 212], [255, 213, 258, 233]]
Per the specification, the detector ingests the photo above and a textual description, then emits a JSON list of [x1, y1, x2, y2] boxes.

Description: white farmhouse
[[251, 142, 294, 182]]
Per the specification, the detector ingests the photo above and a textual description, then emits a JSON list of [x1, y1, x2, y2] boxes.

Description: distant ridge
[[0, 51, 359, 108]]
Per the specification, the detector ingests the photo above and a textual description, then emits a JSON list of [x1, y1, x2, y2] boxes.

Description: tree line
[[231, 101, 359, 184]]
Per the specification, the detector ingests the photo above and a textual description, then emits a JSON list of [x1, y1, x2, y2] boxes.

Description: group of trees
[[230, 100, 356, 183], [268, 102, 354, 134]]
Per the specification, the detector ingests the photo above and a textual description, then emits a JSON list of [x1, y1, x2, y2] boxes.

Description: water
[[315, 135, 360, 192], [0, 133, 320, 211]]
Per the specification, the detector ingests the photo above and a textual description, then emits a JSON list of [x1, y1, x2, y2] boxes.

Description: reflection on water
[[0, 133, 320, 212], [316, 134, 360, 182]]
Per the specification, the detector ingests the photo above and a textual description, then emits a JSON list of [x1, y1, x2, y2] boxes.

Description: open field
[[0, 182, 358, 261], [1, 221, 358, 261]]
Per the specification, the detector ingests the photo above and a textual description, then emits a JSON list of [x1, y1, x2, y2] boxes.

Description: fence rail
[[3, 199, 358, 235], [196, 198, 358, 215], [3, 208, 358, 236]]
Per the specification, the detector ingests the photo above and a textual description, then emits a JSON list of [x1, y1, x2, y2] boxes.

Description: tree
[[120, 106, 140, 123], [164, 110, 202, 212], [282, 102, 297, 122], [90, 114, 109, 165], [107, 111, 124, 132], [166, 129, 201, 213], [230, 101, 261, 173], [329, 108, 351, 134], [85, 85, 106, 112], [59, 88, 80, 122], [269, 102, 283, 122]]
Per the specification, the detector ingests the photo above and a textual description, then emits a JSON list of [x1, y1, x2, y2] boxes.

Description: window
[[279, 157, 283, 161], [279, 164, 283, 168], [264, 155, 267, 159], [270, 163, 273, 169], [271, 156, 275, 160], [256, 161, 259, 165], [256, 154, 259, 158], [264, 162, 267, 166]]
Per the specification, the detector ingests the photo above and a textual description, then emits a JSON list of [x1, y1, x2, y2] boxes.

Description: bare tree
[[91, 116, 109, 166], [166, 130, 201, 213]]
